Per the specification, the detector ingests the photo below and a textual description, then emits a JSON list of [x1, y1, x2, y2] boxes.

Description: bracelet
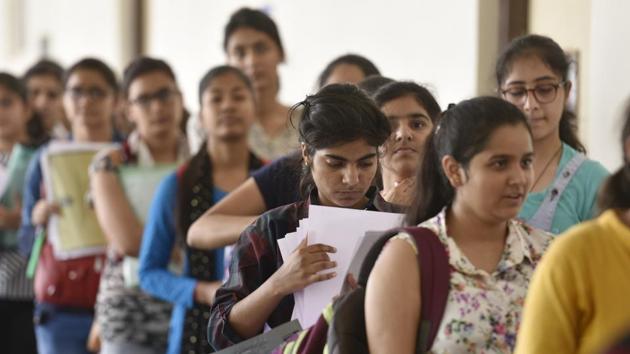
[[89, 155, 119, 174]]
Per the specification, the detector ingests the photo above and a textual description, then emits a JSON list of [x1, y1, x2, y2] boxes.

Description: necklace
[[530, 145, 562, 192]]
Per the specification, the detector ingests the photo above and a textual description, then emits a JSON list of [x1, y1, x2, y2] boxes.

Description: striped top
[[0, 144, 39, 299], [0, 250, 33, 299], [0, 150, 11, 196], [0, 151, 11, 166]]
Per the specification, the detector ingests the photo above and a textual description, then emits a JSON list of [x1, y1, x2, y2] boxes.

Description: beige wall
[[1, 0, 498, 111], [477, 0, 501, 96], [530, 0, 630, 171], [529, 0, 592, 148], [0, 0, 133, 76], [146, 0, 482, 112], [588, 0, 630, 170]]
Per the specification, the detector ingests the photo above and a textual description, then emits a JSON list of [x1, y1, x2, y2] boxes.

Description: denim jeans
[[34, 302, 93, 354]]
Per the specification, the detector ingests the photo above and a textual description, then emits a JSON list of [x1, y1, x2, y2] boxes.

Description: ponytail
[[176, 142, 212, 246], [559, 110, 586, 153], [404, 96, 530, 226], [405, 131, 453, 225], [598, 99, 630, 211], [598, 166, 630, 211]]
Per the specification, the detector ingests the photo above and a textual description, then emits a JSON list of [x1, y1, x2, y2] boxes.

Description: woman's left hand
[[381, 178, 416, 206]]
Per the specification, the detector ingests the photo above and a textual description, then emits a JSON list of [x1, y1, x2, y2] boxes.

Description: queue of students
[[0, 6, 629, 354]]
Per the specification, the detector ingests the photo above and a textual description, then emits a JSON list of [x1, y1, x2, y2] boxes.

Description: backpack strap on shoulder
[[356, 228, 403, 286], [175, 163, 189, 181], [402, 227, 450, 353], [328, 227, 450, 354]]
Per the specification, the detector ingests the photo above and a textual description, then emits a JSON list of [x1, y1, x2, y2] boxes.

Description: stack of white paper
[[277, 205, 403, 328]]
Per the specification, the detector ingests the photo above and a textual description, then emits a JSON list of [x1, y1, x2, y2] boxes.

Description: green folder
[[26, 229, 46, 279]]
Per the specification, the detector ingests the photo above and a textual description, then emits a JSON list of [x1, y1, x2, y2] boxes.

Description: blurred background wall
[[1, 0, 628, 170]]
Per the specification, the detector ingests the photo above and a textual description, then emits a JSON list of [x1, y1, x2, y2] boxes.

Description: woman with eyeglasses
[[19, 58, 123, 354], [514, 101, 630, 354], [89, 57, 190, 354], [496, 34, 608, 234]]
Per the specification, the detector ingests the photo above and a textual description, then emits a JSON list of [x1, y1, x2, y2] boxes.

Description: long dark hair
[[197, 65, 253, 104], [23, 59, 64, 83], [317, 54, 380, 88], [223, 7, 285, 60], [0, 72, 47, 146], [121, 56, 177, 98], [357, 75, 395, 97], [496, 34, 585, 153], [290, 84, 391, 197], [373, 81, 442, 123], [598, 100, 630, 211], [64, 58, 119, 94], [372, 81, 442, 190], [406, 96, 531, 225], [176, 65, 257, 240]]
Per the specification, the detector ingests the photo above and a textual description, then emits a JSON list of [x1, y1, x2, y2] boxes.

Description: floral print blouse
[[400, 209, 553, 353]]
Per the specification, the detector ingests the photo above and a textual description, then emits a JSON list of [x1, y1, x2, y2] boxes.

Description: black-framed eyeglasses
[[65, 86, 109, 101], [501, 81, 566, 106], [129, 88, 179, 109]]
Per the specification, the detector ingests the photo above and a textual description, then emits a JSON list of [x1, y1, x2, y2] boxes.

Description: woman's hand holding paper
[[32, 200, 61, 226], [271, 237, 337, 296]]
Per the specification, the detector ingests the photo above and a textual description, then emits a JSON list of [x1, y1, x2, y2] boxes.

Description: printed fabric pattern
[[419, 209, 553, 354], [95, 132, 189, 349]]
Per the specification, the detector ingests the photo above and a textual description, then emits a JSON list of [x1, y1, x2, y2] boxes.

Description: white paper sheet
[[283, 205, 404, 327], [278, 231, 306, 327], [346, 231, 384, 280]]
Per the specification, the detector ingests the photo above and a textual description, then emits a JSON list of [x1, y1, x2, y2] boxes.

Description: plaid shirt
[[208, 188, 379, 350]]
